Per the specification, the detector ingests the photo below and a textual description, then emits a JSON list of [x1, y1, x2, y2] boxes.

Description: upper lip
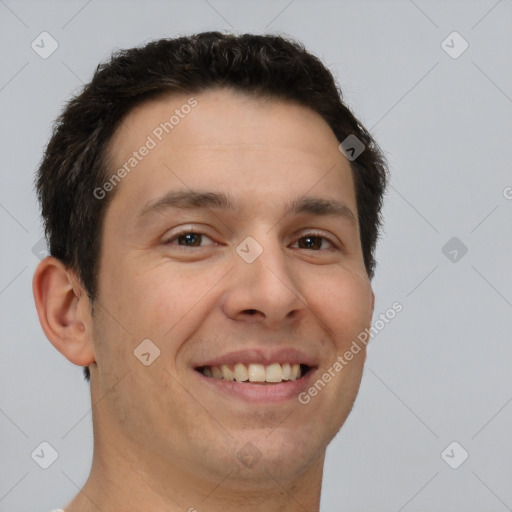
[[194, 348, 317, 368]]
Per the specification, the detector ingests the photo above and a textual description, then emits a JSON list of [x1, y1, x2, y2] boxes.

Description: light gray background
[[1, 0, 511, 511]]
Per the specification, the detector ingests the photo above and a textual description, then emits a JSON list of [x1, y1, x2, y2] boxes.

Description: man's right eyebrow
[[137, 190, 238, 220]]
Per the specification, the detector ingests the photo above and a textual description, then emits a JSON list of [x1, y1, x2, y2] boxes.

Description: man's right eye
[[164, 231, 216, 247]]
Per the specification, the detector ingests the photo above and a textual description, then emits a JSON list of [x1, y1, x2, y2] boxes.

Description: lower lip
[[195, 369, 316, 404]]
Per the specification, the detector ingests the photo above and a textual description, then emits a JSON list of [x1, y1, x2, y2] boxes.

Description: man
[[33, 32, 388, 511]]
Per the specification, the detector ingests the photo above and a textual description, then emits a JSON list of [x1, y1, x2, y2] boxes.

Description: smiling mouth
[[196, 362, 312, 384]]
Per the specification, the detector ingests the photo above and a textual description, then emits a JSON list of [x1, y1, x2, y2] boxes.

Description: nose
[[221, 235, 307, 328]]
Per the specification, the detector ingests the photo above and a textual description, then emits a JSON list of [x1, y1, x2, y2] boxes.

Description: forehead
[[109, 87, 340, 157], [104, 87, 356, 224]]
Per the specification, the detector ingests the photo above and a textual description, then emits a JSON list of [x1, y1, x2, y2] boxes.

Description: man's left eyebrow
[[289, 196, 357, 224]]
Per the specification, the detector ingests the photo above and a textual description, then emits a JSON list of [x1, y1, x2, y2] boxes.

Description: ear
[[367, 286, 375, 326], [32, 256, 95, 367]]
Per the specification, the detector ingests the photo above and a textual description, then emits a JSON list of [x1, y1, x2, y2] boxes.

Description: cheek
[[297, 269, 371, 441], [309, 267, 373, 346], [123, 262, 224, 340]]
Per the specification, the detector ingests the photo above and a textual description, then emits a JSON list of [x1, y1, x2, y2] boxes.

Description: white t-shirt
[[51, 509, 65, 512]]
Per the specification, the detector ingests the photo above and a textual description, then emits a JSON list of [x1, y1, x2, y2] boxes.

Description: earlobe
[[32, 256, 96, 367]]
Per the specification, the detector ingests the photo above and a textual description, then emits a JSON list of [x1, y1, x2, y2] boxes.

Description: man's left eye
[[293, 234, 335, 251]]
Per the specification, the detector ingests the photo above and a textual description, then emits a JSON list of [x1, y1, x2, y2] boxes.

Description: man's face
[[91, 87, 374, 485]]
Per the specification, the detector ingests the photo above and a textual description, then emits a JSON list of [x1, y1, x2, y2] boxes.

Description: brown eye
[[295, 234, 335, 251], [177, 233, 202, 247], [165, 231, 215, 247]]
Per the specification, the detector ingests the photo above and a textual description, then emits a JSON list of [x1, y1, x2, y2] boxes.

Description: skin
[[33, 87, 375, 512]]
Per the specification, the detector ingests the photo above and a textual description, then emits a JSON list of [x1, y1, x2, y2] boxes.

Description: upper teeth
[[201, 363, 302, 383]]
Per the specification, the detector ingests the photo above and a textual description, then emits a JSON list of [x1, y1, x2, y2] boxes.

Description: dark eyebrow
[[138, 189, 356, 225], [138, 190, 238, 218], [290, 196, 357, 224]]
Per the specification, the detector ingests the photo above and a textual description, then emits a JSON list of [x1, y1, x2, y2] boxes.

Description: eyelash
[[164, 230, 339, 251]]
